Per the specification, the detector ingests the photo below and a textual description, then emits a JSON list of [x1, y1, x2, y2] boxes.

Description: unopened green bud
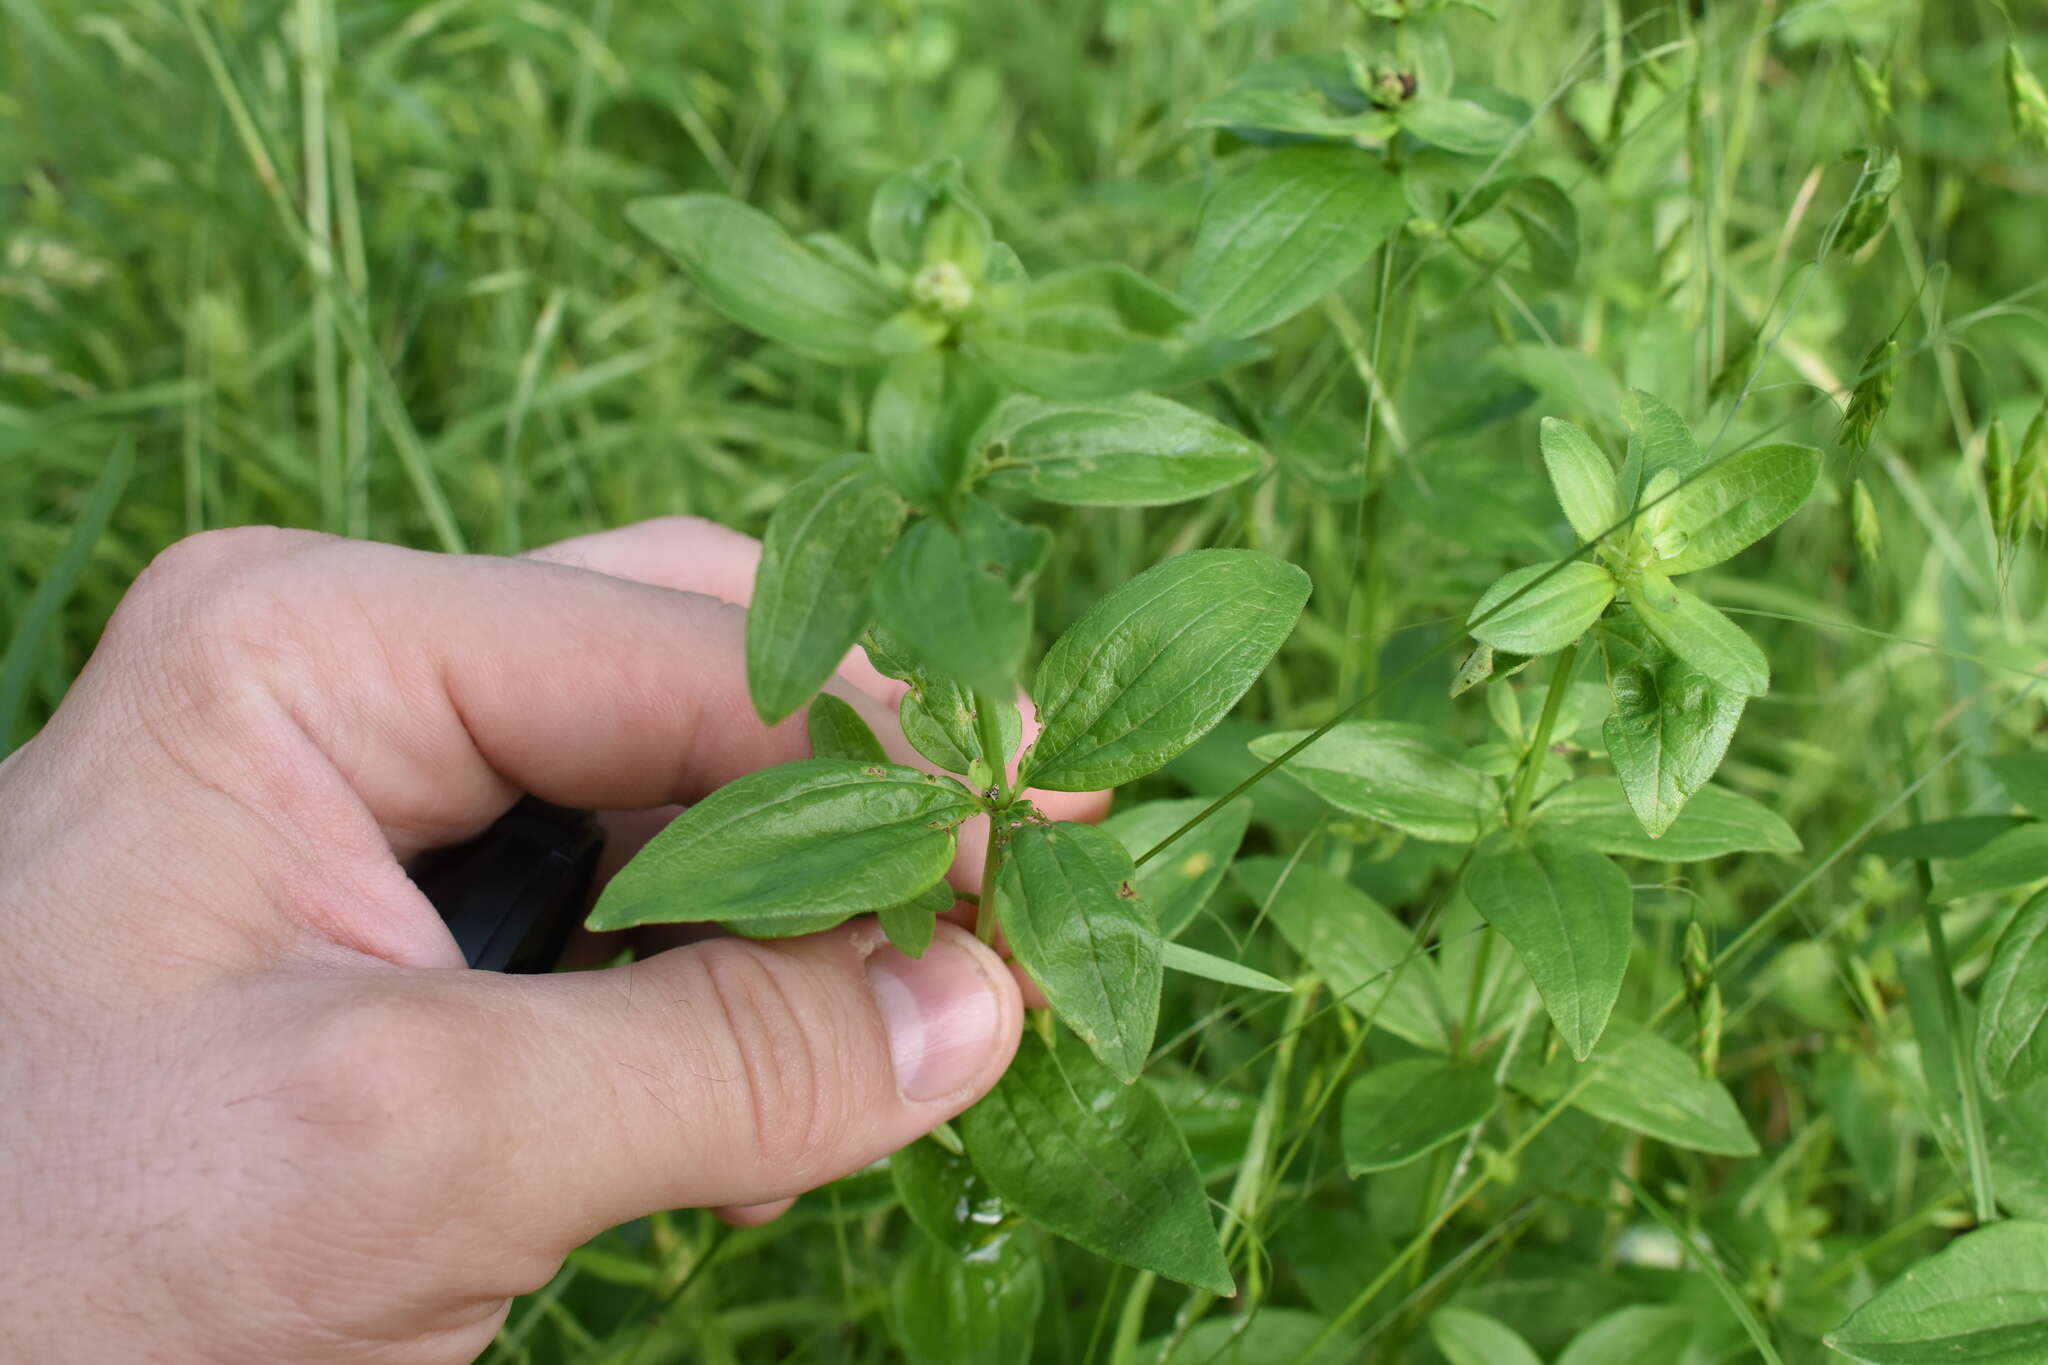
[[1852, 478, 1882, 565], [1989, 419, 2019, 544], [1838, 336, 1897, 454], [2008, 44, 2048, 151], [910, 260, 973, 319], [1851, 50, 1892, 126], [919, 201, 991, 280]]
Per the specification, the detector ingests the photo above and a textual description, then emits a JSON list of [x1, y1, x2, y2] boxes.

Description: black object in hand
[[411, 797, 603, 973]]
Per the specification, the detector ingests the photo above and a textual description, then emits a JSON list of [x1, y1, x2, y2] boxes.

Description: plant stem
[[976, 818, 1004, 949], [971, 689, 1015, 948], [972, 689, 1015, 805], [1509, 643, 1580, 829], [1916, 879, 1998, 1224], [1458, 926, 1497, 1057], [1883, 659, 1998, 1225]]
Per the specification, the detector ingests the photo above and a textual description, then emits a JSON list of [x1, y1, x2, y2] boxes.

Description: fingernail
[[867, 936, 1002, 1103]]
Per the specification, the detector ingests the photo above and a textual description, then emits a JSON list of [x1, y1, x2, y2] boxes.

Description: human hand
[[0, 518, 1105, 1363]]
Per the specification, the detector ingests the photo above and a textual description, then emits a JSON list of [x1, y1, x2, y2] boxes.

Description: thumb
[[451, 918, 1021, 1245]]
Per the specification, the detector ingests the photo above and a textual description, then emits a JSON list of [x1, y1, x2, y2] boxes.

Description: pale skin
[[0, 517, 1104, 1364]]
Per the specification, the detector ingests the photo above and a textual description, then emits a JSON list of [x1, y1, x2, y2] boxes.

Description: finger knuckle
[[690, 943, 850, 1179], [117, 527, 331, 679], [129, 526, 319, 616]]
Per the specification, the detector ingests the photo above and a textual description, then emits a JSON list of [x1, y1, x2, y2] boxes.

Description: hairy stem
[[976, 813, 1004, 949]]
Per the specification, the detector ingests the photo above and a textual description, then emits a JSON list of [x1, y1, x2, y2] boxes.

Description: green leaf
[[1869, 816, 2034, 862], [1439, 890, 1536, 1046], [1990, 752, 2048, 820], [892, 1136, 1006, 1254], [959, 1031, 1233, 1294], [1500, 176, 1579, 286], [807, 691, 889, 763], [1930, 823, 2048, 902], [871, 497, 1052, 699], [1651, 442, 1822, 574], [871, 350, 998, 509], [587, 759, 976, 932], [1534, 778, 1800, 860], [1430, 1307, 1544, 1365], [1186, 54, 1395, 142], [1620, 388, 1704, 503], [1247, 721, 1493, 844], [891, 1234, 1042, 1365], [746, 456, 906, 724], [979, 393, 1265, 507], [998, 821, 1161, 1082], [1826, 1220, 2048, 1363], [1556, 1306, 1695, 1365], [1104, 797, 1252, 938], [1980, 891, 2048, 1095], [863, 626, 1023, 776], [1181, 144, 1407, 339], [1469, 561, 1617, 655], [963, 264, 1201, 400], [626, 195, 894, 364], [1601, 622, 1747, 838], [1494, 343, 1624, 421], [1540, 417, 1621, 545], [1231, 858, 1453, 1051], [1464, 834, 1632, 1060], [877, 877, 954, 959], [1398, 93, 1521, 155], [1512, 1017, 1758, 1156], [1148, 1309, 1360, 1364], [1024, 550, 1311, 792], [1161, 941, 1290, 993], [1341, 1057, 1498, 1173], [1624, 577, 1770, 697]]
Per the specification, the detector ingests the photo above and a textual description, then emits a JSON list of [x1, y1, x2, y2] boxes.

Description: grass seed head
[[2008, 44, 2048, 150], [1852, 478, 1882, 565], [1838, 337, 1897, 454], [1989, 419, 2018, 544], [1835, 149, 1900, 257], [1852, 51, 1893, 127], [2018, 398, 2048, 537]]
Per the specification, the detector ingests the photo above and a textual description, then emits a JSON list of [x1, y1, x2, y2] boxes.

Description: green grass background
[[5, 1, 2048, 1361]]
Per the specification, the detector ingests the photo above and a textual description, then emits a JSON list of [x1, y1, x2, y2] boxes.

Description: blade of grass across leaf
[[1342, 1058, 1498, 1173], [1463, 834, 1631, 1060], [959, 1031, 1233, 1294], [1025, 550, 1309, 792], [998, 821, 1161, 1081], [1105, 796, 1251, 938]]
